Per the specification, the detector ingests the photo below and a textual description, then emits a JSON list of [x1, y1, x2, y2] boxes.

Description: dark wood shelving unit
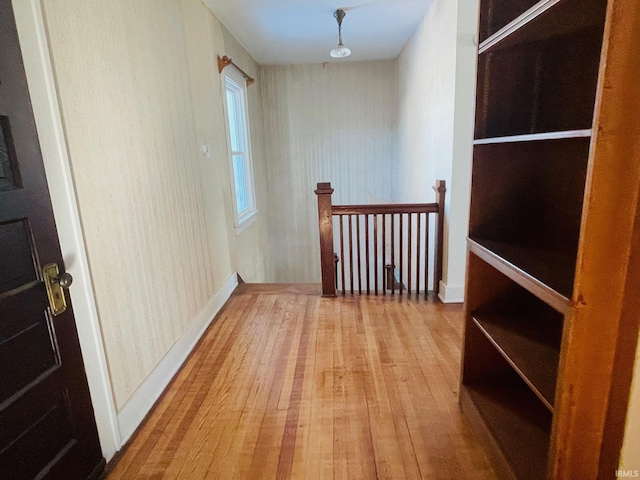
[[461, 376, 551, 480], [458, 0, 640, 477], [475, 0, 607, 140], [469, 139, 591, 279], [472, 304, 562, 410], [462, 265, 558, 479]]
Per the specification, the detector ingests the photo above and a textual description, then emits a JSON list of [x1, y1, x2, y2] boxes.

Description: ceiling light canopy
[[330, 9, 351, 58]]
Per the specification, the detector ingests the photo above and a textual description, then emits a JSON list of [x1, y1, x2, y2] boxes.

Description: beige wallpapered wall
[[183, 0, 271, 284], [397, 0, 457, 205], [261, 61, 398, 283], [42, 0, 269, 409]]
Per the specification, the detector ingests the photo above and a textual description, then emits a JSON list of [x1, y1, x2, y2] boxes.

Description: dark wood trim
[[314, 183, 336, 297], [332, 203, 439, 215]]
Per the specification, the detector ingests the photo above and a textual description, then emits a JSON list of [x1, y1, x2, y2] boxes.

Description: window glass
[[225, 90, 241, 152], [223, 69, 257, 231], [233, 154, 247, 213]]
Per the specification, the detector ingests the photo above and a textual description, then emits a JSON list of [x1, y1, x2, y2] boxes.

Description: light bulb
[[330, 44, 352, 58]]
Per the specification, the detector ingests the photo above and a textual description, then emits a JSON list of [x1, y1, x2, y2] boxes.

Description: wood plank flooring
[[105, 284, 496, 479]]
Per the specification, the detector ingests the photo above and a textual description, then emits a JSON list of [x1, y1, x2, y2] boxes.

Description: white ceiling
[[203, 0, 433, 65]]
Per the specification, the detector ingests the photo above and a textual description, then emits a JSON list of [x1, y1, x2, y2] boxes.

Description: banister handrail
[[331, 203, 439, 215], [316, 181, 446, 298]]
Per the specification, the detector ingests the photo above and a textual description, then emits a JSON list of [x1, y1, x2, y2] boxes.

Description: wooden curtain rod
[[217, 55, 255, 86]]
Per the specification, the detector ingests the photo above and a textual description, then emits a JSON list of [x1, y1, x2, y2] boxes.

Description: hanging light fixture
[[330, 9, 352, 58]]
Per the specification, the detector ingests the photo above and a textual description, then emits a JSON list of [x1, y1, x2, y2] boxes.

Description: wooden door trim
[[11, 0, 120, 460]]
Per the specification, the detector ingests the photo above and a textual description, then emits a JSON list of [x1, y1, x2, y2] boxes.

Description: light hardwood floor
[[105, 284, 496, 479]]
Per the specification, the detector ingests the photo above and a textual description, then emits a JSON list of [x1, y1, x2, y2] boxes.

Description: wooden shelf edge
[[459, 387, 517, 480], [474, 129, 592, 145], [471, 316, 555, 411], [479, 0, 562, 53], [468, 239, 571, 314]]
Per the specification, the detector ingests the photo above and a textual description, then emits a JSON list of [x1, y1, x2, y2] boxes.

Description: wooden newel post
[[433, 180, 446, 295], [315, 182, 337, 297]]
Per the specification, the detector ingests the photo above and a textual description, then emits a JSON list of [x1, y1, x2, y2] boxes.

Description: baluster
[[349, 215, 354, 295], [382, 213, 386, 295], [391, 214, 395, 295], [425, 213, 430, 299], [374, 214, 379, 295], [408, 213, 413, 295], [416, 213, 421, 295], [399, 214, 404, 296], [365, 214, 370, 295], [357, 215, 362, 294], [340, 215, 346, 296]]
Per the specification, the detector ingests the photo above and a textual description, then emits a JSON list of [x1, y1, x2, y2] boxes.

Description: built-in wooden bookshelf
[[460, 0, 640, 477]]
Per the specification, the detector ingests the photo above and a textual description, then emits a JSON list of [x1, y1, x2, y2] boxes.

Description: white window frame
[[223, 67, 257, 234]]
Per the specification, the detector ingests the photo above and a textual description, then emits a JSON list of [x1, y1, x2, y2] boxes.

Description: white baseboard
[[116, 273, 238, 444], [438, 280, 465, 303]]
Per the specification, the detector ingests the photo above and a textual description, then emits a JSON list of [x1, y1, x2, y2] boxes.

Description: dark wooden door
[[0, 1, 104, 478]]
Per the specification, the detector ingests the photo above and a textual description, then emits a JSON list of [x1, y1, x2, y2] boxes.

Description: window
[[223, 67, 257, 233]]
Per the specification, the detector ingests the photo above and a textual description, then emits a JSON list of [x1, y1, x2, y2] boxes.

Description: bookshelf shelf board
[[473, 130, 591, 145], [468, 238, 573, 313], [472, 312, 560, 410], [479, 0, 562, 53]]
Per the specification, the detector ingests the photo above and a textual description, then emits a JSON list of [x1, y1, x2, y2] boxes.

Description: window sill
[[234, 210, 258, 236]]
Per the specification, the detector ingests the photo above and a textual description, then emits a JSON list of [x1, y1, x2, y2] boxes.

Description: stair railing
[[315, 181, 446, 298]]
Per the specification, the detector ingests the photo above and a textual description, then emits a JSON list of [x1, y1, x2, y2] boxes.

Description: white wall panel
[[396, 0, 456, 297], [397, 0, 479, 302], [397, 0, 456, 203], [261, 61, 398, 283], [447, 0, 481, 302]]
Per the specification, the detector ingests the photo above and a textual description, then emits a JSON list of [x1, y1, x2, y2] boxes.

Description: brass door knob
[[58, 272, 73, 289], [43, 263, 72, 316]]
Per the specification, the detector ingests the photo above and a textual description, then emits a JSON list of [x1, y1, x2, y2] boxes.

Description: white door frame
[[11, 0, 121, 460]]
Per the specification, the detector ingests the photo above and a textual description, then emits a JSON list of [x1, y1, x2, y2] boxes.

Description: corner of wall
[[438, 280, 465, 303]]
